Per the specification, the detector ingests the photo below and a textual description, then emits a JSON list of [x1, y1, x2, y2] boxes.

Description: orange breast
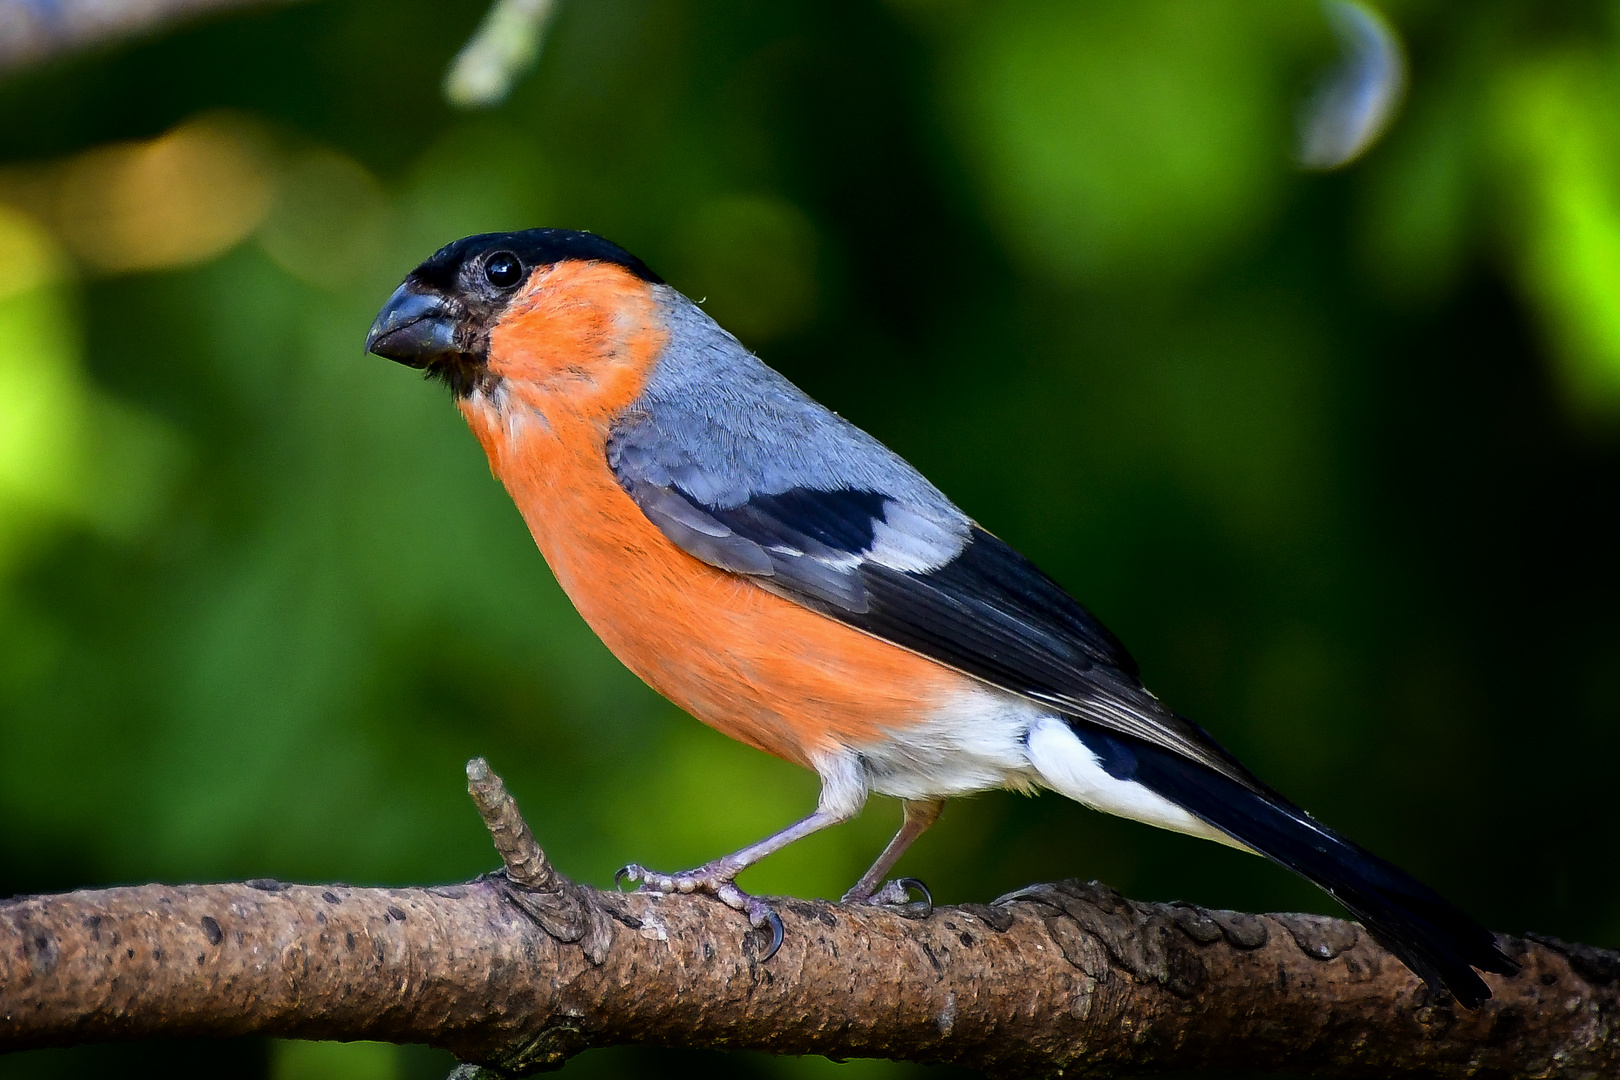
[[459, 264, 961, 768]]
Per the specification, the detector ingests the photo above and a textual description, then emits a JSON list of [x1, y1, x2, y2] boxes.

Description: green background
[[2, 2, 1618, 1078]]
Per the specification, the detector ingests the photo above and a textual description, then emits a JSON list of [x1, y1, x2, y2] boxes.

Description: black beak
[[366, 284, 461, 368]]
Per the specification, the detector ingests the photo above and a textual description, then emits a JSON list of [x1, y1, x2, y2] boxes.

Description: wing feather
[[615, 467, 1264, 789]]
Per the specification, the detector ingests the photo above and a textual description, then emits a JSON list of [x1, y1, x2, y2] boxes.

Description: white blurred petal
[[1298, 0, 1406, 170], [444, 0, 559, 109]]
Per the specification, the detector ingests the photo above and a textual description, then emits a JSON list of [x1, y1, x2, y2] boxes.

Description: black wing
[[617, 475, 1265, 790], [617, 456, 1518, 1005]]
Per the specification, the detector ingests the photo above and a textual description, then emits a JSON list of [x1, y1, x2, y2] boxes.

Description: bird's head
[[366, 229, 668, 428]]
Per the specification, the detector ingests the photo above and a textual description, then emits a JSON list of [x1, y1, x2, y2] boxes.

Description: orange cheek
[[482, 261, 664, 428]]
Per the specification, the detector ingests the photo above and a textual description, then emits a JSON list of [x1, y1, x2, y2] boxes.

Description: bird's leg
[[841, 797, 944, 908], [617, 787, 861, 958], [617, 807, 846, 894]]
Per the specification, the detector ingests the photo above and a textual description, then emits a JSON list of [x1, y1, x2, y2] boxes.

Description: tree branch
[[2, 760, 1614, 1078], [0, 0, 308, 74]]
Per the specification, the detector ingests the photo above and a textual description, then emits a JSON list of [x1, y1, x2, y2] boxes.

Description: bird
[[366, 227, 1517, 1006]]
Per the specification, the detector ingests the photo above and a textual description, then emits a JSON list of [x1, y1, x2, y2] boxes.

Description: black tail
[[1075, 722, 1518, 1007]]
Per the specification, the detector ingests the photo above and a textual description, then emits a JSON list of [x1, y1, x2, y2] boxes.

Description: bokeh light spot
[[259, 148, 392, 291], [55, 113, 276, 274]]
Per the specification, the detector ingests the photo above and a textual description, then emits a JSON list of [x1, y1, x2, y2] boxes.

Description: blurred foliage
[[1, 1, 1618, 1079], [950, 0, 1323, 284]]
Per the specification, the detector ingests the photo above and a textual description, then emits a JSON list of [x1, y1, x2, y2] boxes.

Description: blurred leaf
[[259, 148, 393, 290], [272, 1040, 399, 1080], [669, 194, 819, 345], [1356, 71, 1476, 301], [948, 0, 1319, 285], [0, 207, 85, 565], [1491, 49, 1620, 415], [0, 205, 183, 567], [401, 120, 553, 261]]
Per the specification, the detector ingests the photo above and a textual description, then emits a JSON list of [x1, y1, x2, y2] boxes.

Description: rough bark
[[2, 761, 1615, 1079]]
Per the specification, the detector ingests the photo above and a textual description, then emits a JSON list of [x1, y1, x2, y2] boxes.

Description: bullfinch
[[366, 228, 1516, 1005]]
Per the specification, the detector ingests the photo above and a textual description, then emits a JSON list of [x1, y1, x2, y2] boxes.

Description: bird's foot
[[616, 863, 784, 959], [841, 876, 933, 918]]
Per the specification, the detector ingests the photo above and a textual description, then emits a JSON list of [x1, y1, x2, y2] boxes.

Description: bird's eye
[[484, 251, 523, 289]]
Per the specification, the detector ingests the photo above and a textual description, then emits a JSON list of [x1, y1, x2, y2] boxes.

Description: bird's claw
[[758, 908, 785, 959], [613, 863, 784, 960], [845, 877, 934, 918], [716, 882, 785, 960]]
